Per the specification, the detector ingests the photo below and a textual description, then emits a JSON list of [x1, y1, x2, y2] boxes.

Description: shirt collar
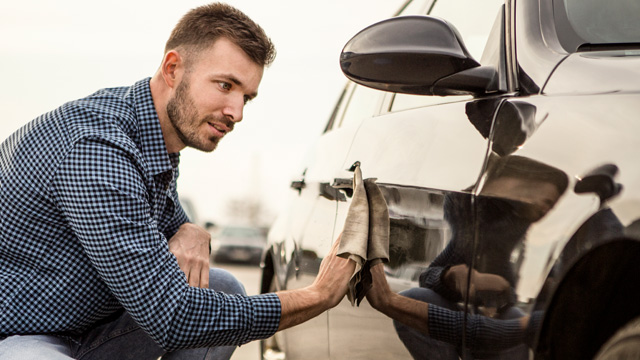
[[132, 78, 180, 175]]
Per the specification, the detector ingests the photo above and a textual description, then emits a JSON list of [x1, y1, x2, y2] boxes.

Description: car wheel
[[594, 316, 640, 360], [260, 272, 286, 360]]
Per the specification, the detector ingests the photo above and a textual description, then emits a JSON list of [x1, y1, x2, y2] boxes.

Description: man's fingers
[[200, 264, 210, 288], [188, 266, 200, 287]]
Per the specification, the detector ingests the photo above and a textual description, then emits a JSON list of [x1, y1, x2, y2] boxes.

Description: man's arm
[[366, 262, 530, 351], [52, 139, 282, 350], [276, 234, 355, 331], [366, 262, 431, 335]]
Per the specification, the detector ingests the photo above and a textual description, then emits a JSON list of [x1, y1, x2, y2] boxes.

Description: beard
[[166, 77, 232, 153]]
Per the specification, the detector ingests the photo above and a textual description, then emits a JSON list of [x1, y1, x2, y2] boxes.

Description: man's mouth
[[209, 121, 232, 136], [212, 123, 227, 133]]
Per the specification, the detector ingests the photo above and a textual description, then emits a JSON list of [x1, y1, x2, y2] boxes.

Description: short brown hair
[[165, 3, 276, 67]]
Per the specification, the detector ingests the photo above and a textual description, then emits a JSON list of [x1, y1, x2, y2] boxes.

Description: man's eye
[[243, 95, 252, 105], [219, 82, 232, 91]]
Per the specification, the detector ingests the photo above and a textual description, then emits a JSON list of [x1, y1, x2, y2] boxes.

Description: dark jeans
[[0, 268, 245, 360]]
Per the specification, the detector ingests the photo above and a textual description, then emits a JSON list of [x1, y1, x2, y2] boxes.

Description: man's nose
[[222, 96, 244, 123]]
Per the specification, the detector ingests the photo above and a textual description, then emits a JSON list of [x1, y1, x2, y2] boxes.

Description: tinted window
[[554, 0, 640, 52]]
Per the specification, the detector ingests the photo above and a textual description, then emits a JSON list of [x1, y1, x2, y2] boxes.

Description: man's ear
[[161, 50, 183, 89]]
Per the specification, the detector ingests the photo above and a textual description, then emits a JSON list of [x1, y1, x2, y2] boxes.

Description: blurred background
[[0, 0, 405, 229]]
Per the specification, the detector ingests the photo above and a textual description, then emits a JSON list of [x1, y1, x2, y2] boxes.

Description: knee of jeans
[[498, 305, 525, 320], [0, 335, 74, 360], [209, 268, 247, 296]]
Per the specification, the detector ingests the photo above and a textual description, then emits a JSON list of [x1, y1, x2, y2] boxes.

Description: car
[[210, 225, 266, 265], [260, 0, 640, 359]]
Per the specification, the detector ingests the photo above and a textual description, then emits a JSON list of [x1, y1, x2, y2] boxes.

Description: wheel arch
[[535, 238, 640, 359], [260, 247, 276, 294]]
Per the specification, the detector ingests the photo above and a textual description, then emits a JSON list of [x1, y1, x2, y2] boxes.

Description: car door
[[267, 81, 387, 359], [327, 0, 506, 358]]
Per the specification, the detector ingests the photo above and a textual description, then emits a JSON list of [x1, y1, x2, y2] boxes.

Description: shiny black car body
[[261, 0, 640, 358]]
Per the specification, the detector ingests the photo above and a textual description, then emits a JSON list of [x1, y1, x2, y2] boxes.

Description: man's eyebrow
[[220, 73, 258, 99]]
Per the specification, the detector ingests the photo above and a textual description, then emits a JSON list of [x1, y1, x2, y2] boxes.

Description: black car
[[261, 0, 640, 359]]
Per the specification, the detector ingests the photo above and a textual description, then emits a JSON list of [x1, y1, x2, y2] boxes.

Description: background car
[[261, 0, 640, 359], [210, 225, 266, 265]]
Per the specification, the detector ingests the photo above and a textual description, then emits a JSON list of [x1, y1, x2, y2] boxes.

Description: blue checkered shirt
[[0, 78, 280, 350]]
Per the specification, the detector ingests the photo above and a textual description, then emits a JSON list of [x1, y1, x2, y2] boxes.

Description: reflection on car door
[[328, 96, 497, 358]]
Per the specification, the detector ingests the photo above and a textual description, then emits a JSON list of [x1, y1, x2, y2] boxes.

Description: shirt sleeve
[[419, 241, 464, 301], [163, 161, 190, 239], [427, 304, 527, 351], [51, 138, 280, 350]]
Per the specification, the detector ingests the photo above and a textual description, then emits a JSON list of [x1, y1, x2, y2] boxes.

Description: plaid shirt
[[0, 78, 280, 350]]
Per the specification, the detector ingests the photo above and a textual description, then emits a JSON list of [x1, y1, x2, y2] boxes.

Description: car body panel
[[490, 94, 640, 303], [262, 0, 640, 358], [543, 52, 640, 95]]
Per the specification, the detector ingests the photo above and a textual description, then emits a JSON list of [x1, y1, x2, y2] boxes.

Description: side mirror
[[340, 16, 497, 96]]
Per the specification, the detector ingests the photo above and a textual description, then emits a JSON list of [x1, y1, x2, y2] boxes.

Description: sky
[[0, 0, 405, 226]]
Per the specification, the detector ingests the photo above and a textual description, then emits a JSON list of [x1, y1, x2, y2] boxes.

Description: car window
[[337, 84, 383, 128], [396, 0, 433, 16], [429, 0, 504, 59], [323, 86, 348, 133], [390, 0, 504, 113], [554, 0, 640, 52]]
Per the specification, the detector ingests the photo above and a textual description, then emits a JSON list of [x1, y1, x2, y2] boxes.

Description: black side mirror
[[340, 16, 496, 95], [575, 164, 623, 203]]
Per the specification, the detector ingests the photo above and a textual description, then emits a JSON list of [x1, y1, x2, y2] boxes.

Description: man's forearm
[[276, 286, 331, 331], [379, 292, 431, 335], [275, 235, 354, 331]]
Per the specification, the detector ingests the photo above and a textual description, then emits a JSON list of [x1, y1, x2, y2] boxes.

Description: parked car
[[261, 0, 640, 359], [210, 225, 266, 265]]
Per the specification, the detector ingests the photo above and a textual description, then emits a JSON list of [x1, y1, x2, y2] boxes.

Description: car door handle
[[319, 182, 347, 202], [290, 179, 306, 194], [332, 178, 354, 198]]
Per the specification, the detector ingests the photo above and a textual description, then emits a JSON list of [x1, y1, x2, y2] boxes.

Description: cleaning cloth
[[337, 164, 390, 306]]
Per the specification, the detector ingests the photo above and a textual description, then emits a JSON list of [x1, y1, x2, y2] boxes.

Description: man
[[0, 3, 354, 359]]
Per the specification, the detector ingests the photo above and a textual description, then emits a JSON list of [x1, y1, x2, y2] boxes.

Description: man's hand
[[168, 223, 211, 288], [444, 264, 510, 299], [311, 234, 356, 308], [365, 261, 393, 311], [276, 234, 355, 331], [366, 262, 431, 335]]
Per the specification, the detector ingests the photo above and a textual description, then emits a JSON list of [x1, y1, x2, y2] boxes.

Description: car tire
[[260, 272, 286, 360], [594, 316, 640, 360]]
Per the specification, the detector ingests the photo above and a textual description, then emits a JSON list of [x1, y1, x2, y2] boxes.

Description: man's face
[[166, 37, 264, 153]]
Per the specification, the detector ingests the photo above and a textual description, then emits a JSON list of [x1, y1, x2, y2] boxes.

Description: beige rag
[[337, 164, 390, 306]]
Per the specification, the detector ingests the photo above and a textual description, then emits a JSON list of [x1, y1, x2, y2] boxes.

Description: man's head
[[480, 155, 569, 221], [165, 3, 276, 69], [153, 3, 275, 153]]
